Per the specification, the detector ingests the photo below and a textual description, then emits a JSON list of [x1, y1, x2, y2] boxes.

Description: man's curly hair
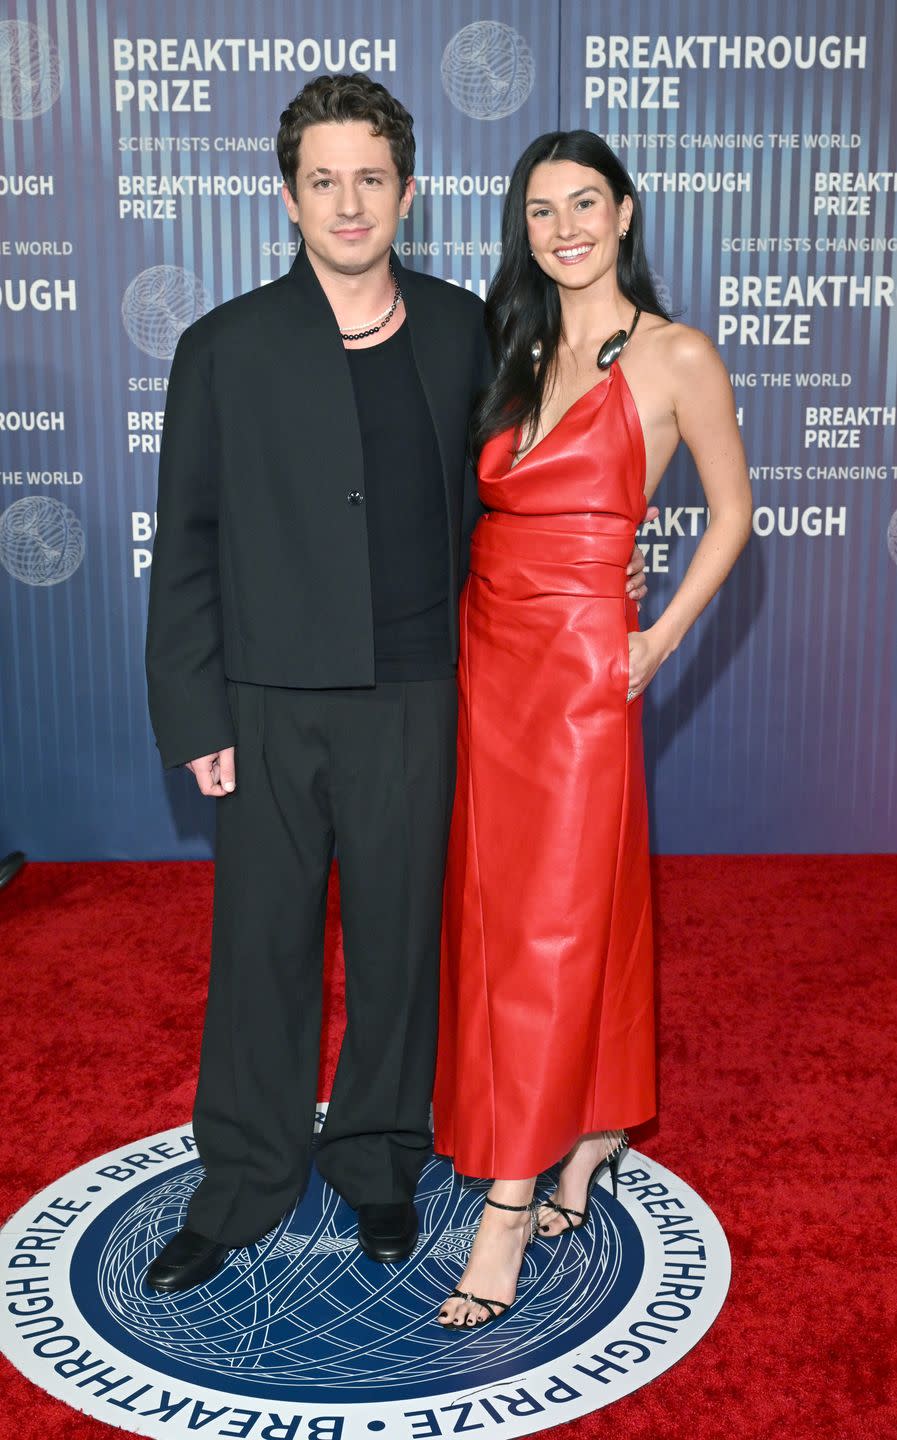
[[277, 73, 415, 198]]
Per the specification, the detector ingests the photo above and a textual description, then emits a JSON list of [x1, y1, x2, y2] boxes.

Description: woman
[[432, 131, 752, 1328]]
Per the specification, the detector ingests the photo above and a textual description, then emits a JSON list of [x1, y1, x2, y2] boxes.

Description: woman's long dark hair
[[472, 130, 672, 458]]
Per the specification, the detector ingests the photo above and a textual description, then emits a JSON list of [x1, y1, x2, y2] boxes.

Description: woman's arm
[[627, 328, 753, 698]]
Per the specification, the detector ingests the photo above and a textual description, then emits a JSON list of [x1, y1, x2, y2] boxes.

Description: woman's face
[[524, 159, 632, 292]]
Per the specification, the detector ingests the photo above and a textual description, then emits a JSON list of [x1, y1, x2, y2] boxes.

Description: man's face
[[282, 120, 414, 276]]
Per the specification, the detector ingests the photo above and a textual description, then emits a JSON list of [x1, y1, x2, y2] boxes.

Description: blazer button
[[347, 491, 364, 505]]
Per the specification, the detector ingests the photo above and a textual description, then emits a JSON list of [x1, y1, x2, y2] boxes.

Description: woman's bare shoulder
[[628, 319, 733, 425], [648, 319, 726, 375]]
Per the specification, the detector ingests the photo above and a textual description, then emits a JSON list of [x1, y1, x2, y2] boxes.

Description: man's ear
[[282, 181, 300, 226], [399, 175, 416, 219]]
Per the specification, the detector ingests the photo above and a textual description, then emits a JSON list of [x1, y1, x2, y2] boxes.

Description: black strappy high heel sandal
[[438, 1195, 537, 1330], [539, 1131, 629, 1237]]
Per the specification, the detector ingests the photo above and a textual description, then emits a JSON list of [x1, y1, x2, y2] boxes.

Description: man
[[145, 74, 648, 1293]]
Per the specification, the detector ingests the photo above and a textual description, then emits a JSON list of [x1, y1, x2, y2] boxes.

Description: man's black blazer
[[145, 245, 490, 769]]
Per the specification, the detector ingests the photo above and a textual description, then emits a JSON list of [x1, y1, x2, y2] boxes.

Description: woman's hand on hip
[[625, 504, 660, 606]]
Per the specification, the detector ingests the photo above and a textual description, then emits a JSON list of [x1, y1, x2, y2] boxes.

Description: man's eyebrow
[[304, 166, 390, 177]]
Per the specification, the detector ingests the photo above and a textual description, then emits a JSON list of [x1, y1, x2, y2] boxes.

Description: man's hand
[[626, 504, 660, 603], [186, 747, 236, 797]]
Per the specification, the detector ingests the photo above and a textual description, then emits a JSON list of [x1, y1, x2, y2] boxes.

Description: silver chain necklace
[[338, 269, 402, 342]]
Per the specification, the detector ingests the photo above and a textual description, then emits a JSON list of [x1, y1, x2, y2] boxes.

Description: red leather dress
[[433, 362, 657, 1179]]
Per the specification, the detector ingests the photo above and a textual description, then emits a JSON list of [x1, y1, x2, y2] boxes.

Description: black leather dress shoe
[[357, 1202, 419, 1263], [0, 852, 25, 891], [145, 1226, 230, 1293]]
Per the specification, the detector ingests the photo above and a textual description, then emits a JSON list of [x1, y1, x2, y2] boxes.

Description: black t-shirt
[[346, 324, 454, 681]]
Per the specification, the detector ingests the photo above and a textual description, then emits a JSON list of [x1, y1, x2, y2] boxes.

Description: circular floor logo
[[0, 1116, 729, 1438]]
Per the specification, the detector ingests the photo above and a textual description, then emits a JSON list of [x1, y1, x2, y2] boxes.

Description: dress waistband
[[470, 512, 635, 600]]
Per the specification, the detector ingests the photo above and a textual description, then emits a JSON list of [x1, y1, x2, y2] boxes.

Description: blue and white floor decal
[[0, 1113, 730, 1438]]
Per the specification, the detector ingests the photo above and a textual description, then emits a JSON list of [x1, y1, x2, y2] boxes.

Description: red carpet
[[1, 858, 895, 1438]]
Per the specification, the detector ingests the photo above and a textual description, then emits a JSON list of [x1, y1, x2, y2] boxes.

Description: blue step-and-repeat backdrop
[[1, 0, 895, 858]]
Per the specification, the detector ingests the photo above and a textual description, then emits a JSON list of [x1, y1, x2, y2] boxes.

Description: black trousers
[[186, 677, 458, 1246]]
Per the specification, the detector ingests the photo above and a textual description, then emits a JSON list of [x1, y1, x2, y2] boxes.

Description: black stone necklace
[[530, 306, 643, 369], [338, 269, 402, 342]]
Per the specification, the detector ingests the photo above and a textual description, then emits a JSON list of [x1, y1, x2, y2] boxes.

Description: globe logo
[[0, 496, 84, 586], [0, 20, 62, 120], [121, 266, 212, 360], [0, 1126, 730, 1437], [72, 1154, 641, 1403], [441, 21, 535, 121], [888, 510, 897, 567]]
